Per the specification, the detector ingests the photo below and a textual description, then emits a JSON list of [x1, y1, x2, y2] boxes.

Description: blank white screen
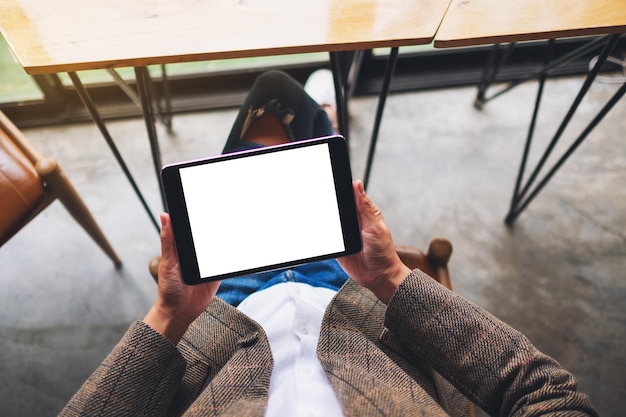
[[179, 143, 345, 278]]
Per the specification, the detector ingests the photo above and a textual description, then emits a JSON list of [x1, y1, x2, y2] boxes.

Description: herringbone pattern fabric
[[386, 270, 598, 416], [59, 270, 598, 417]]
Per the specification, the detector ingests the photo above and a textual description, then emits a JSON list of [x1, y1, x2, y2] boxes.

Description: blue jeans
[[216, 70, 349, 306], [217, 260, 349, 306]]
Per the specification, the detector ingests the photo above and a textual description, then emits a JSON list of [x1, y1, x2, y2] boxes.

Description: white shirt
[[238, 281, 344, 417]]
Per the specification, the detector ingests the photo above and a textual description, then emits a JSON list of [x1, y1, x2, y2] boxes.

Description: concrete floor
[[0, 75, 624, 416]]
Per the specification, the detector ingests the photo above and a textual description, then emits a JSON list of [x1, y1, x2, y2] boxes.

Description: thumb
[[353, 180, 384, 229], [160, 213, 179, 269]]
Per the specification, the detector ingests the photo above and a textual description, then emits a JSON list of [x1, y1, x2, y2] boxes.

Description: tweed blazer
[[59, 270, 597, 417]]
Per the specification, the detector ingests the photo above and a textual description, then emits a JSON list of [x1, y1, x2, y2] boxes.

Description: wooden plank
[[435, 0, 626, 48], [0, 0, 451, 74]]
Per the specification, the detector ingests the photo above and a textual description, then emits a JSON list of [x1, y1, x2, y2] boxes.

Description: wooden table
[[1, 0, 450, 73], [0, 0, 452, 230], [434, 0, 626, 223], [435, 0, 626, 48]]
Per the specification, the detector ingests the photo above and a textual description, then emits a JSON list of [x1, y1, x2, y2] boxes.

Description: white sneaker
[[305, 69, 339, 132], [304, 69, 336, 107]]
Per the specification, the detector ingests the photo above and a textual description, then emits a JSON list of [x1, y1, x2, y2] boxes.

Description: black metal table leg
[[363, 46, 399, 190], [347, 50, 365, 98], [505, 34, 623, 224], [106, 69, 142, 108], [508, 40, 555, 213], [158, 64, 173, 133], [134, 67, 166, 212], [506, 80, 626, 224], [68, 72, 160, 233], [331, 48, 400, 190], [478, 36, 609, 106], [107, 67, 173, 132], [330, 52, 350, 143], [475, 43, 517, 109]]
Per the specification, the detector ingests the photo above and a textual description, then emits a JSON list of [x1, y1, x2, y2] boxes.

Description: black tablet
[[161, 135, 361, 285]]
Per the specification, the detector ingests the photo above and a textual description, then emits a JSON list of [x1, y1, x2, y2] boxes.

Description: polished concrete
[[0, 75, 624, 416]]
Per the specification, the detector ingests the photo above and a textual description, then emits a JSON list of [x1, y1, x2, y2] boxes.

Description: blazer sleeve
[[383, 269, 598, 417], [58, 320, 187, 417]]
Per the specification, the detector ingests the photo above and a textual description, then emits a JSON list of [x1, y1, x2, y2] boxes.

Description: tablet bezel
[[161, 135, 361, 285]]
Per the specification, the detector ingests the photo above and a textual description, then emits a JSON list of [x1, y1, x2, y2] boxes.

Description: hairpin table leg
[[68, 71, 160, 233]]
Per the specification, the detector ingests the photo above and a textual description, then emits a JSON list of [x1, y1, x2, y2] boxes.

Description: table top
[[0, 0, 451, 75], [435, 0, 626, 48]]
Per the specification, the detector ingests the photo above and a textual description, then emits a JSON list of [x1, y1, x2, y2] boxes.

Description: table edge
[[434, 27, 626, 48], [20, 36, 436, 75]]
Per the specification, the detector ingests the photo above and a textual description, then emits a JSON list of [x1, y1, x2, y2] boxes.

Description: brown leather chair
[[0, 110, 121, 267], [396, 238, 454, 290]]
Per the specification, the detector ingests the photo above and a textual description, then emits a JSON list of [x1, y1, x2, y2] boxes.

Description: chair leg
[[396, 245, 436, 280], [36, 158, 122, 267], [396, 238, 453, 291], [426, 238, 453, 290], [149, 255, 160, 283]]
